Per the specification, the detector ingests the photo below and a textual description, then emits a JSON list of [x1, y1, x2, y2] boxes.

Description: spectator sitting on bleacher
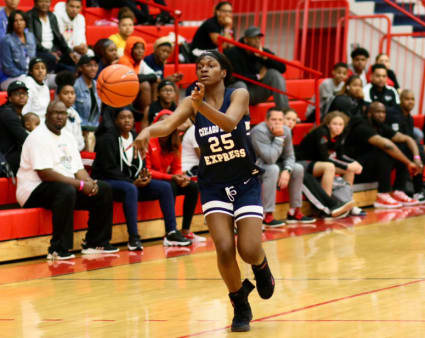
[[251, 107, 315, 226], [98, 0, 171, 25], [282, 108, 355, 218], [384, 90, 425, 203], [108, 7, 135, 58], [298, 111, 362, 185], [189, 1, 233, 58], [119, 35, 159, 129], [0, 80, 29, 175], [283, 108, 298, 130], [224, 26, 289, 110], [0, 10, 36, 90], [366, 53, 400, 92], [146, 110, 204, 243], [398, 89, 424, 144], [148, 79, 176, 124], [55, 71, 85, 151], [0, 0, 20, 39], [348, 47, 369, 86], [26, 0, 78, 73], [93, 38, 119, 77], [306, 62, 348, 122], [344, 102, 421, 208], [144, 36, 183, 83], [22, 112, 40, 132], [297, 111, 366, 216], [74, 55, 101, 151], [22, 57, 50, 119], [91, 107, 191, 250], [324, 75, 366, 118], [54, 0, 91, 58], [16, 99, 119, 260], [363, 64, 400, 117]]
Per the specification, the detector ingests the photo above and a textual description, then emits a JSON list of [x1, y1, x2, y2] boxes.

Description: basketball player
[[133, 51, 274, 332]]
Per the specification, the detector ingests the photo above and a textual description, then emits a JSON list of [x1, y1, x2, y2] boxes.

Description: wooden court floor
[[1, 207, 425, 338]]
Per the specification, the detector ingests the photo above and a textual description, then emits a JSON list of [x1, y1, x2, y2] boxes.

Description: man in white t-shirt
[[16, 99, 119, 260]]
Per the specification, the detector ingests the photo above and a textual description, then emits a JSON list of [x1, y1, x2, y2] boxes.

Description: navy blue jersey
[[194, 88, 262, 185]]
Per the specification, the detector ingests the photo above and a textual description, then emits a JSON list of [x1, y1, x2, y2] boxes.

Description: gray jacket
[[251, 122, 295, 172]]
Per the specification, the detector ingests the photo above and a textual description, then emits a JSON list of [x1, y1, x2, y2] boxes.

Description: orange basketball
[[96, 64, 140, 108]]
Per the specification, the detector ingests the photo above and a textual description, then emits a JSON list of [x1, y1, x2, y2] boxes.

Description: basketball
[[96, 64, 140, 108]]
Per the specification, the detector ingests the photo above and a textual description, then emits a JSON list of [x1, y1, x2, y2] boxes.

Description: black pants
[[396, 142, 425, 193], [24, 181, 113, 251], [169, 180, 199, 231], [302, 172, 340, 215], [354, 148, 394, 193]]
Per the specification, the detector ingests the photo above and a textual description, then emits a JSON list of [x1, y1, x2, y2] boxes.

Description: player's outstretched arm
[[193, 84, 249, 132], [133, 98, 194, 157]]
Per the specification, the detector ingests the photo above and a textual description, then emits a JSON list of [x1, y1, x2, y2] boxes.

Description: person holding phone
[[91, 106, 192, 251], [132, 51, 275, 332]]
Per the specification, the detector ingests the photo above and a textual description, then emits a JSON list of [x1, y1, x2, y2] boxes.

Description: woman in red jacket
[[145, 110, 203, 242]]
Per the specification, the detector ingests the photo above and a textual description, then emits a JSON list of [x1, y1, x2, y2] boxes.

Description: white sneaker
[[374, 193, 402, 209], [391, 190, 420, 206], [413, 192, 425, 204], [183, 232, 207, 242]]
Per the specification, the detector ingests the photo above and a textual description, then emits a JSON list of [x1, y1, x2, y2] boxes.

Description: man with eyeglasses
[[0, 81, 30, 176]]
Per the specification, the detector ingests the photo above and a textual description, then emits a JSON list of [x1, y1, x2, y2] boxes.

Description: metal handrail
[[217, 35, 323, 124]]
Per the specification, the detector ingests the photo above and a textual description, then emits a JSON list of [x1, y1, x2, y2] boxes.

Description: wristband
[[224, 29, 233, 34], [414, 155, 421, 160], [79, 180, 85, 191]]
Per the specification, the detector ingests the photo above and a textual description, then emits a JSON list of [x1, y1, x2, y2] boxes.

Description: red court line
[[264, 319, 425, 322], [178, 278, 425, 337], [1, 206, 425, 285]]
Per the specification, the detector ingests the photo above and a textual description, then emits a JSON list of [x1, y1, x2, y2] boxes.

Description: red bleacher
[[0, 177, 289, 242]]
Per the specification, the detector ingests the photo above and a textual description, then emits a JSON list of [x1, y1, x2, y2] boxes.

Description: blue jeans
[[106, 179, 177, 236]]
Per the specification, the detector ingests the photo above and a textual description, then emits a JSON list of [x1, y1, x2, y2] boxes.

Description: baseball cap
[[154, 36, 173, 50], [78, 55, 97, 66], [244, 26, 264, 38], [7, 80, 28, 95]]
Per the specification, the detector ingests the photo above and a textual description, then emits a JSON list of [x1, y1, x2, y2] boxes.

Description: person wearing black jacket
[[91, 107, 191, 250], [0, 81, 29, 175], [26, 0, 77, 72], [224, 26, 288, 110]]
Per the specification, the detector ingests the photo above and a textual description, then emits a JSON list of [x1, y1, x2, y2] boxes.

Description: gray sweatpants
[[231, 68, 289, 110], [261, 162, 304, 212]]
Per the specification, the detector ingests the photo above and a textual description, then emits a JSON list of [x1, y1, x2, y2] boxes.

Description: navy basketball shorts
[[199, 176, 263, 222]]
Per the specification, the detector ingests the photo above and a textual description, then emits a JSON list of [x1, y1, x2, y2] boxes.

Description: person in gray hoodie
[[251, 107, 315, 226]]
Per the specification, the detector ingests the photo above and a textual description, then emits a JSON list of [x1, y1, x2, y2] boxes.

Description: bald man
[[16, 99, 119, 260], [342, 102, 421, 208]]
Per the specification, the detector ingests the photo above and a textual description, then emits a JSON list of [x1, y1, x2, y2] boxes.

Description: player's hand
[[191, 82, 205, 111], [278, 170, 290, 189], [132, 128, 150, 158], [347, 161, 363, 174]]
